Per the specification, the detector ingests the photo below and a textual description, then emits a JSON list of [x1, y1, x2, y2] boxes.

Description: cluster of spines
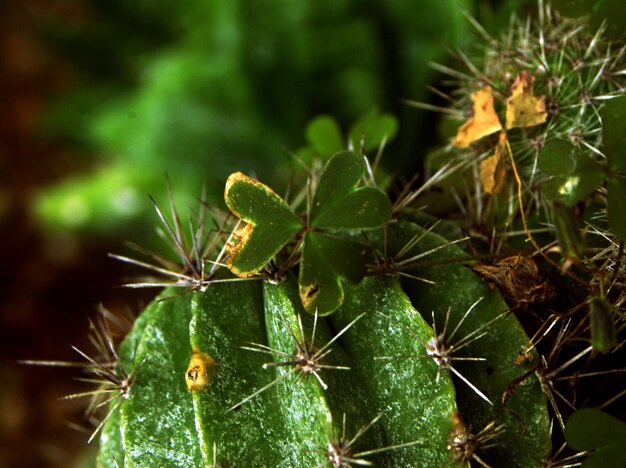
[[21, 306, 137, 446]]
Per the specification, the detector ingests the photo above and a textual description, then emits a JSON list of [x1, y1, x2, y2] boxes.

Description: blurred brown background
[[0, 2, 151, 466]]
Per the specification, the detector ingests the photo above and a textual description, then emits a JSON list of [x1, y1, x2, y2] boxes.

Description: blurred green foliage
[[36, 0, 477, 235], [566, 408, 626, 467]]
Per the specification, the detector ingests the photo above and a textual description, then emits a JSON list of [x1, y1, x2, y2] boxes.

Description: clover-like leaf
[[552, 202, 585, 264], [588, 297, 617, 355], [566, 408, 626, 467], [306, 115, 344, 157], [224, 172, 302, 277], [601, 95, 626, 174], [224, 152, 391, 313], [454, 72, 547, 153], [310, 151, 392, 229], [349, 110, 398, 152], [538, 139, 578, 176], [300, 111, 398, 165], [608, 177, 626, 241], [542, 155, 605, 205], [300, 151, 391, 315], [299, 232, 369, 316]]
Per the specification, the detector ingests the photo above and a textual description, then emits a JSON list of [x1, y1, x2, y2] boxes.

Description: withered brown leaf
[[505, 71, 548, 129], [472, 255, 554, 306], [480, 132, 507, 194], [454, 86, 503, 148]]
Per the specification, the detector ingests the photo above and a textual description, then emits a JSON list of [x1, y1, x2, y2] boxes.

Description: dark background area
[[0, 2, 158, 466]]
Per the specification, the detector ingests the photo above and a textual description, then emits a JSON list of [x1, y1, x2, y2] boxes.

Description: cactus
[[86, 148, 553, 467], [47, 2, 624, 467]]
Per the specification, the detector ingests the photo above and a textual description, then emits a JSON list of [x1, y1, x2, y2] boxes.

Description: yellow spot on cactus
[[186, 349, 217, 392]]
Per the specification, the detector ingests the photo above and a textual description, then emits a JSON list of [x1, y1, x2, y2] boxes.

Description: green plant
[[82, 148, 552, 467], [565, 408, 626, 467], [68, 144, 550, 466], [34, 0, 471, 236], [51, 2, 625, 466]]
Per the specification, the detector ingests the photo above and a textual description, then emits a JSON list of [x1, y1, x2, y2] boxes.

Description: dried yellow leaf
[[505, 71, 547, 129], [480, 133, 507, 194], [454, 86, 503, 148]]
